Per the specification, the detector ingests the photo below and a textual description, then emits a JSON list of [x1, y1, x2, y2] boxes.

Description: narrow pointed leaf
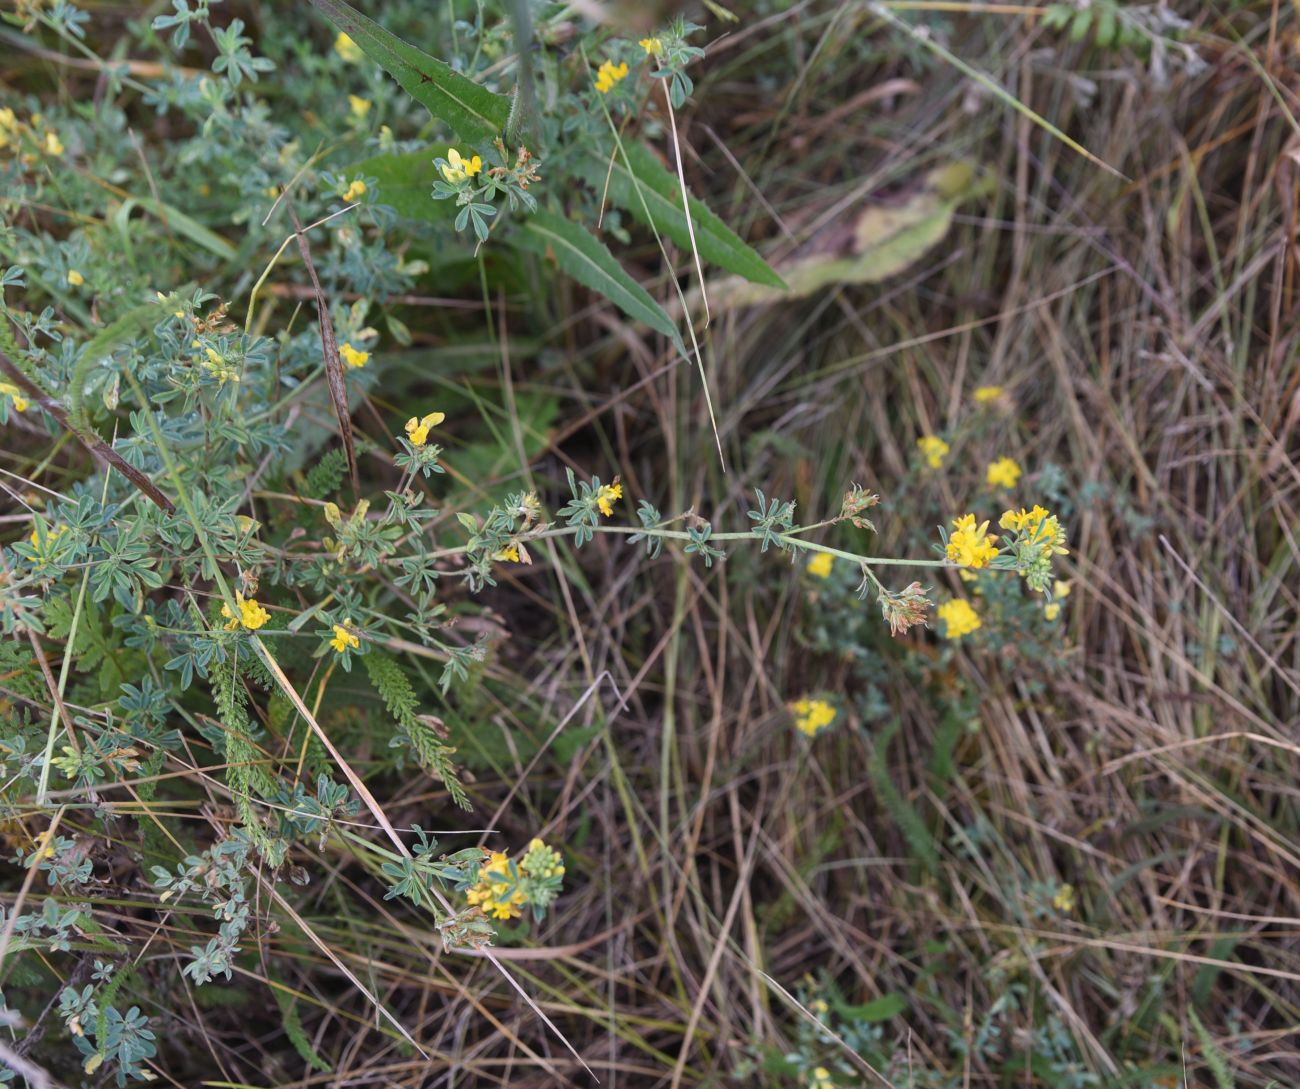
[[515, 211, 683, 352], [598, 141, 785, 289], [307, 0, 509, 140]]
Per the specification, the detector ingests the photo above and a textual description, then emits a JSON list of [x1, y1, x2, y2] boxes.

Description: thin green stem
[[420, 522, 954, 570]]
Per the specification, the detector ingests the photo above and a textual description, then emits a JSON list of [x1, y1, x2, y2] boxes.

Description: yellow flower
[[334, 32, 362, 63], [945, 514, 999, 569], [329, 622, 360, 653], [66, 269, 84, 287], [348, 94, 371, 117], [495, 545, 521, 563], [0, 107, 18, 148], [594, 59, 629, 94], [639, 37, 664, 56], [973, 385, 1005, 404], [805, 551, 834, 579], [595, 482, 622, 517], [1044, 602, 1061, 621], [789, 698, 836, 738], [809, 1068, 836, 1089], [937, 598, 981, 639], [43, 130, 63, 156], [343, 178, 366, 202], [0, 381, 30, 413], [466, 851, 527, 920], [999, 504, 1044, 532], [29, 523, 63, 548], [440, 148, 482, 183], [221, 592, 270, 631], [917, 435, 949, 469], [1053, 883, 1075, 913], [999, 505, 1069, 557], [340, 342, 369, 368], [986, 456, 1022, 489], [1053, 579, 1071, 599], [404, 411, 445, 447]]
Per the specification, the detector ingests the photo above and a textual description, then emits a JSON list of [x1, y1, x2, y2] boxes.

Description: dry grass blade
[[286, 201, 360, 496], [0, 807, 65, 973], [0, 352, 175, 513], [869, 1, 1127, 180], [258, 876, 429, 1058]]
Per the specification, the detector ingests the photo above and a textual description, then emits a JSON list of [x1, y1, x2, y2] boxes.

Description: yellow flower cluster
[[985, 456, 1021, 489], [0, 381, 30, 414], [917, 435, 949, 469], [348, 94, 371, 118], [0, 106, 63, 158], [594, 59, 629, 93], [466, 839, 565, 921], [330, 621, 360, 653], [596, 482, 622, 517], [466, 851, 524, 920], [1000, 504, 1068, 557], [639, 37, 664, 56], [937, 598, 981, 639], [440, 148, 481, 183], [404, 411, 445, 447], [200, 346, 240, 386], [789, 698, 836, 738], [340, 342, 369, 369], [973, 385, 1005, 404], [66, 269, 85, 287], [805, 551, 834, 579], [342, 178, 366, 202], [221, 592, 270, 631], [29, 523, 63, 548], [945, 514, 999, 568]]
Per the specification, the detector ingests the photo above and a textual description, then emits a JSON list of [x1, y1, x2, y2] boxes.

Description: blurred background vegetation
[[2, 0, 1298, 1086]]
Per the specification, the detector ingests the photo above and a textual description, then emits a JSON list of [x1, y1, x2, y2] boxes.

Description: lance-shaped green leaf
[[307, 0, 509, 140], [515, 211, 684, 353], [597, 141, 785, 289]]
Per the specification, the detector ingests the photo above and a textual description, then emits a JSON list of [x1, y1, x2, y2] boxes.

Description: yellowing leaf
[[707, 162, 991, 310]]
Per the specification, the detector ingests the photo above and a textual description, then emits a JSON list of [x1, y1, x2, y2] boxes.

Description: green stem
[[420, 522, 953, 570]]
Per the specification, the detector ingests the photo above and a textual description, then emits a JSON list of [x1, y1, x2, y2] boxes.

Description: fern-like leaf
[[364, 652, 470, 810]]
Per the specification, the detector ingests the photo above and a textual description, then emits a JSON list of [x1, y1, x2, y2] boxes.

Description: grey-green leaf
[[307, 0, 509, 140], [598, 141, 785, 289], [515, 211, 684, 352]]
